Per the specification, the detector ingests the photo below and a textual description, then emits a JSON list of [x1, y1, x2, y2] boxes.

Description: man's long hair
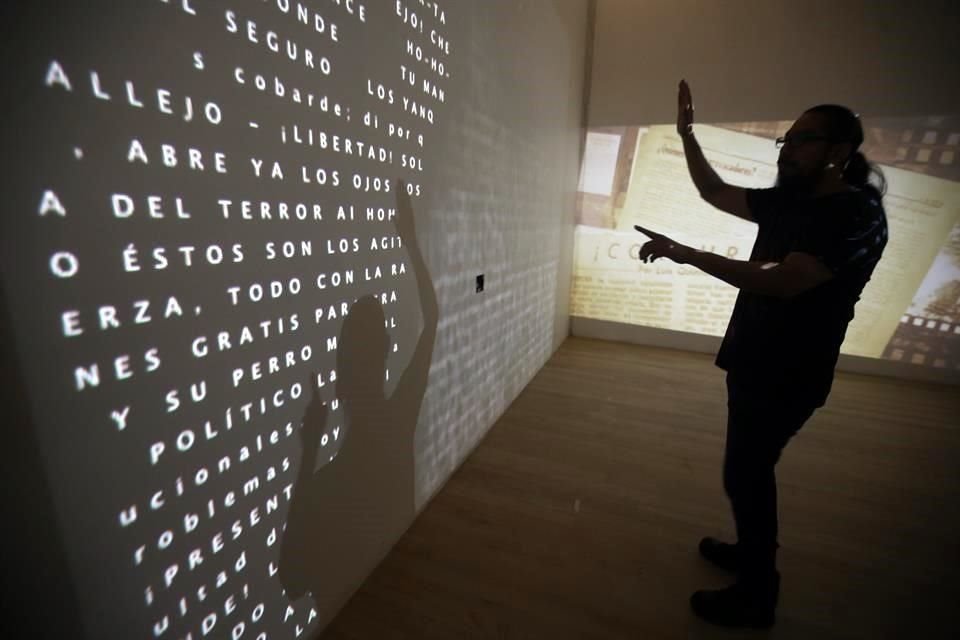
[[805, 104, 886, 201]]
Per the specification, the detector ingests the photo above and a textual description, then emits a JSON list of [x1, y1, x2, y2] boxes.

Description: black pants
[[723, 372, 818, 584]]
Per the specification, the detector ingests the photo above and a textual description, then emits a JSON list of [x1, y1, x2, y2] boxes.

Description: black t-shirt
[[715, 186, 888, 406]]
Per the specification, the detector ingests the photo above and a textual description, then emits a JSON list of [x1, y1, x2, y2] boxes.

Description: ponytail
[[843, 151, 886, 199]]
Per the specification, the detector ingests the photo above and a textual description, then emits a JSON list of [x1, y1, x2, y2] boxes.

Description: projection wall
[[574, 0, 960, 375], [1, 1, 587, 638], [571, 119, 960, 370]]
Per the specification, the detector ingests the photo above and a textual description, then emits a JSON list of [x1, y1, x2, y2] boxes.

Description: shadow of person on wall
[[278, 179, 438, 624]]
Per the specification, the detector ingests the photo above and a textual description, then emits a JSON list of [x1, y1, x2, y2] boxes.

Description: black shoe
[[698, 537, 739, 572], [690, 573, 779, 628]]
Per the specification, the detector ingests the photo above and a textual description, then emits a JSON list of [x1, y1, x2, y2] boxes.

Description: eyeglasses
[[774, 134, 831, 149]]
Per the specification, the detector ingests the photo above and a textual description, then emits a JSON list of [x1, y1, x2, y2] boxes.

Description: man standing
[[635, 80, 888, 628]]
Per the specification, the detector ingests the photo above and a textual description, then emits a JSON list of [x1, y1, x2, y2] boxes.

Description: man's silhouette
[[636, 81, 888, 627], [278, 179, 438, 629]]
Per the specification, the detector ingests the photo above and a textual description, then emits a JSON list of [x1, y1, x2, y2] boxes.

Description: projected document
[[573, 118, 960, 369]]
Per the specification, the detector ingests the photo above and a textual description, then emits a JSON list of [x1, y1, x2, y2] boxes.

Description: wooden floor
[[322, 337, 960, 639]]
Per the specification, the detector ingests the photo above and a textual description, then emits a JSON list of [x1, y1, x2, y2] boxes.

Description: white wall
[[1, 1, 590, 637], [588, 0, 960, 126], [414, 0, 588, 511]]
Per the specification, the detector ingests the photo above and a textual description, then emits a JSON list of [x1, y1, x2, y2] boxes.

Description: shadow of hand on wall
[[278, 179, 439, 623]]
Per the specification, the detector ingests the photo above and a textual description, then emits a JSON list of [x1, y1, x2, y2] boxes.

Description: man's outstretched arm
[[683, 250, 833, 299], [635, 225, 833, 299]]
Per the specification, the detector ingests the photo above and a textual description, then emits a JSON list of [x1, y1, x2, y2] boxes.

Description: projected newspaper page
[[572, 123, 960, 358], [572, 125, 773, 336]]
